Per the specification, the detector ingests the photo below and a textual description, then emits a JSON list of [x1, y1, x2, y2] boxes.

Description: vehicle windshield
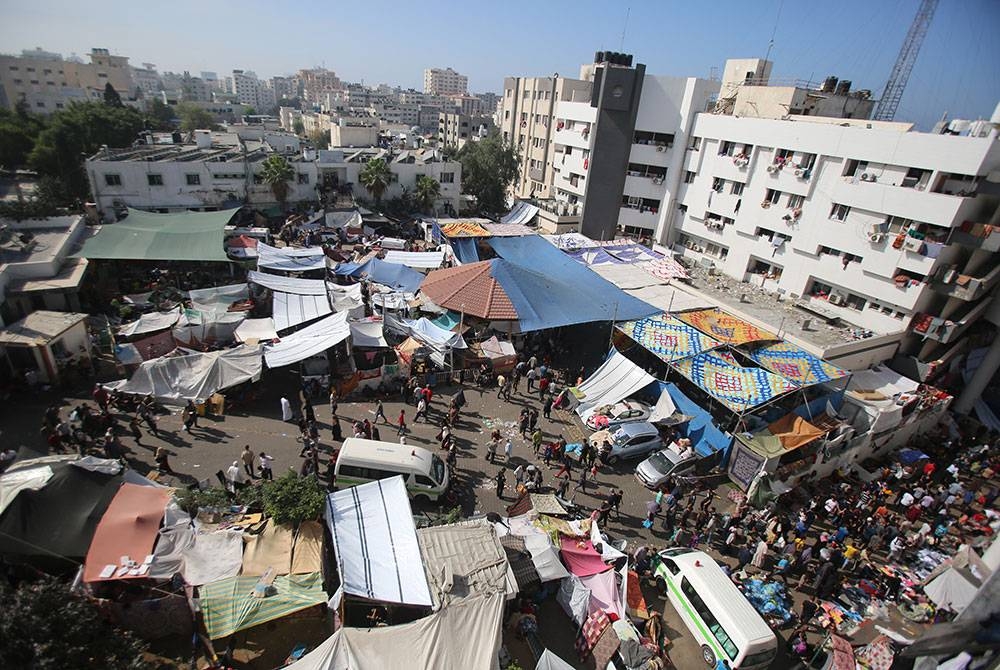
[[743, 647, 776, 667], [647, 451, 674, 472], [430, 454, 446, 485], [612, 429, 630, 446]]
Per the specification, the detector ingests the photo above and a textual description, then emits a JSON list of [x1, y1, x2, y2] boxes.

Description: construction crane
[[873, 0, 939, 121]]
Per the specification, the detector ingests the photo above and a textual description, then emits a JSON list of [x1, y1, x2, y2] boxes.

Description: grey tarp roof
[[120, 344, 263, 402], [77, 208, 237, 262]]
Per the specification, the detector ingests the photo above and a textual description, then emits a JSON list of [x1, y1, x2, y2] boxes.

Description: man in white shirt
[[226, 461, 244, 493], [259, 453, 274, 481], [900, 491, 915, 507]]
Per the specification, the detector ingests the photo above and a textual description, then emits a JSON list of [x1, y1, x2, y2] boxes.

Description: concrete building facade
[[438, 111, 494, 150], [0, 47, 135, 113], [423, 67, 468, 96]]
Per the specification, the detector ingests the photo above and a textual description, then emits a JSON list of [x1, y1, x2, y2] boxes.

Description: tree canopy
[[146, 98, 175, 129], [176, 102, 217, 133], [262, 472, 325, 525], [0, 105, 44, 169], [260, 154, 295, 208], [414, 175, 441, 213], [103, 83, 123, 108], [308, 128, 329, 150], [359, 157, 392, 206], [457, 132, 519, 217]]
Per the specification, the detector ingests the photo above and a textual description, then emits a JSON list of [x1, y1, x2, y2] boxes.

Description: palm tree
[[260, 155, 295, 210], [359, 158, 392, 207], [414, 175, 441, 214]]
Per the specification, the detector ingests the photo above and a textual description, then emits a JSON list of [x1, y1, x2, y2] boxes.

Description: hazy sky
[[2, 0, 997, 129]]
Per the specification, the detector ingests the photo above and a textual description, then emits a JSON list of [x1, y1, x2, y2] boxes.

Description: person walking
[[543, 395, 554, 421], [241, 445, 256, 479], [528, 409, 539, 432], [397, 409, 407, 436], [555, 453, 573, 480], [495, 469, 507, 499], [183, 400, 199, 432], [374, 399, 387, 424], [129, 416, 143, 445], [504, 438, 513, 463], [331, 415, 343, 442], [518, 409, 530, 438], [487, 437, 499, 464], [154, 446, 173, 474], [538, 375, 550, 400], [415, 397, 428, 423], [141, 407, 159, 437], [751, 539, 769, 569], [572, 468, 590, 501], [259, 452, 274, 480], [303, 398, 316, 424], [281, 396, 294, 422], [526, 367, 537, 393], [532, 428, 543, 455], [329, 389, 339, 418]]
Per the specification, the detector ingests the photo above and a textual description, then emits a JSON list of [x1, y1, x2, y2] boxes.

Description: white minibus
[[333, 439, 449, 502]]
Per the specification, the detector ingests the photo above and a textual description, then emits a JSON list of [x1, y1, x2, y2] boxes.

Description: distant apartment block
[[424, 67, 468, 96], [0, 47, 134, 113]]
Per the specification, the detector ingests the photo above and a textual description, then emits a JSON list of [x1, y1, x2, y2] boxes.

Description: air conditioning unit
[[766, 165, 778, 174], [829, 294, 846, 306], [860, 172, 876, 182], [794, 169, 804, 176], [652, 177, 664, 185], [656, 145, 666, 152]]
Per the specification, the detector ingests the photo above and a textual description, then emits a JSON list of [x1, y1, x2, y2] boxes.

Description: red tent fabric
[[559, 536, 611, 577], [227, 234, 258, 249], [84, 483, 171, 582]]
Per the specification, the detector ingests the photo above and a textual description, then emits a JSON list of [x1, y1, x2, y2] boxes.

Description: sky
[[1, 0, 997, 129]]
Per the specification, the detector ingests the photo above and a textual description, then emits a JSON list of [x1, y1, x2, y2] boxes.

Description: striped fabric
[[199, 572, 326, 639]]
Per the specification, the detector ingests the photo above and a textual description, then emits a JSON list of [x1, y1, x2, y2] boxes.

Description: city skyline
[[1, 0, 998, 129]]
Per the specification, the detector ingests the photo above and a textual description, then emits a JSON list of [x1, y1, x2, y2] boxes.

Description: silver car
[[635, 447, 696, 489], [589, 422, 664, 464], [584, 400, 652, 430]]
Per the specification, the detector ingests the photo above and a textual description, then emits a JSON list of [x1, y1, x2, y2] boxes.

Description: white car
[[584, 400, 652, 430]]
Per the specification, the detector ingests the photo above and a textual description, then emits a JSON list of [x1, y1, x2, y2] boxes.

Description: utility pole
[[873, 0, 939, 122]]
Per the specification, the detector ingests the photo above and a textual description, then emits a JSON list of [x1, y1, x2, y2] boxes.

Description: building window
[[104, 174, 122, 186], [186, 174, 201, 185], [35, 101, 45, 108], [297, 173, 309, 184], [787, 194, 804, 209], [440, 172, 454, 184], [830, 203, 850, 221], [683, 171, 696, 184], [764, 188, 781, 204], [147, 174, 163, 186], [688, 136, 701, 151], [711, 177, 725, 193], [845, 294, 866, 311], [730, 182, 745, 196]]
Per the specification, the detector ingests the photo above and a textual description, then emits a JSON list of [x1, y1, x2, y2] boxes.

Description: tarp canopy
[[847, 366, 919, 401], [200, 572, 327, 639], [257, 242, 327, 272], [121, 345, 263, 401], [272, 290, 332, 331], [604, 244, 663, 264], [241, 521, 294, 576], [264, 311, 350, 368], [324, 476, 432, 607], [535, 649, 577, 670], [480, 336, 516, 360], [328, 282, 363, 311], [172, 310, 245, 348], [384, 314, 467, 351], [744, 341, 849, 387], [450, 237, 480, 265], [739, 414, 826, 458], [118, 307, 181, 337], [189, 283, 249, 318], [648, 389, 678, 424], [234, 317, 278, 343], [77, 208, 236, 262], [349, 321, 388, 348], [487, 236, 659, 330], [439, 220, 491, 238], [417, 520, 513, 609], [286, 593, 504, 670], [574, 350, 656, 418], [922, 546, 991, 613], [180, 531, 244, 586], [672, 350, 797, 414], [618, 313, 720, 363], [499, 201, 539, 226], [247, 270, 327, 296], [383, 250, 445, 269], [557, 575, 592, 625], [567, 247, 625, 267], [660, 382, 732, 456], [559, 536, 610, 577], [84, 483, 171, 582], [485, 222, 535, 237], [677, 308, 778, 345], [335, 258, 423, 293], [644, 257, 690, 281], [0, 462, 58, 518]]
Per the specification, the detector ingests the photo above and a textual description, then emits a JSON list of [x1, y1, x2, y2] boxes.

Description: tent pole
[[608, 301, 618, 349]]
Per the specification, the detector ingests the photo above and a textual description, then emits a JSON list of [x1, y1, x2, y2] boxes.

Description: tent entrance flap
[[574, 350, 656, 418]]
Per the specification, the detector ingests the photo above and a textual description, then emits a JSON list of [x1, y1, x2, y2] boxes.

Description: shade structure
[[658, 382, 733, 456], [671, 350, 797, 414], [743, 341, 849, 387], [76, 208, 237, 262], [565, 246, 625, 266], [416, 520, 514, 610], [420, 261, 518, 321], [234, 317, 279, 343], [574, 350, 656, 419], [256, 242, 327, 272], [603, 244, 663, 263], [739, 413, 827, 458], [617, 313, 721, 363], [325, 476, 432, 607], [439, 220, 491, 238], [383, 250, 445, 269], [200, 572, 327, 639], [84, 483, 172, 582], [677, 308, 778, 345], [450, 237, 480, 264], [499, 201, 539, 226], [272, 290, 332, 331], [188, 283, 249, 318], [247, 270, 327, 296], [120, 345, 263, 402], [335, 258, 424, 293], [264, 311, 350, 368], [349, 321, 388, 348], [118, 307, 181, 337], [226, 234, 258, 249]]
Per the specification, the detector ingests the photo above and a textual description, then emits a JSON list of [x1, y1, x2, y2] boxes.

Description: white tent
[[384, 314, 467, 350], [535, 649, 576, 670], [247, 270, 327, 296], [264, 311, 350, 368], [234, 318, 279, 343], [574, 350, 656, 418], [188, 284, 249, 318], [383, 250, 445, 269], [349, 321, 388, 348], [272, 290, 332, 331], [848, 366, 919, 400], [118, 307, 181, 337], [172, 311, 245, 346], [416, 520, 514, 610], [328, 283, 364, 312], [324, 476, 432, 607], [557, 575, 591, 626], [120, 345, 263, 402], [501, 201, 540, 226], [257, 242, 327, 272], [648, 389, 678, 423], [922, 546, 992, 614], [286, 593, 504, 670]]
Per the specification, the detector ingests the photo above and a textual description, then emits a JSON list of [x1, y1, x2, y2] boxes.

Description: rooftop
[[0, 217, 81, 267], [0, 310, 88, 346]]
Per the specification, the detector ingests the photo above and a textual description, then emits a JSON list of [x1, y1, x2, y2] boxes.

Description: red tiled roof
[[420, 261, 519, 320]]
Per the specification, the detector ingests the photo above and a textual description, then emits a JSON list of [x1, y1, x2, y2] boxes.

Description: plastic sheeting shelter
[[383, 250, 445, 269], [334, 258, 423, 293], [574, 350, 656, 418], [384, 314, 467, 351], [659, 382, 733, 457], [264, 311, 350, 368], [84, 483, 171, 582], [200, 572, 327, 639], [77, 208, 236, 262], [118, 307, 181, 337], [324, 476, 432, 607], [672, 350, 797, 414], [738, 414, 827, 458], [120, 345, 263, 402], [451, 237, 480, 264], [499, 201, 539, 226], [257, 242, 327, 272], [416, 520, 514, 610], [535, 649, 577, 670], [234, 318, 278, 343], [617, 313, 721, 363], [247, 270, 327, 296], [272, 290, 332, 331], [189, 283, 249, 318], [349, 321, 388, 348], [744, 341, 850, 388], [286, 593, 504, 670]]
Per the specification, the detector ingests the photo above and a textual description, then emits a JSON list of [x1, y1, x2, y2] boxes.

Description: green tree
[[0, 106, 43, 168], [308, 128, 329, 150], [414, 175, 441, 213], [292, 119, 305, 135], [359, 157, 392, 207], [262, 472, 325, 525], [0, 576, 147, 669], [244, 107, 256, 116], [103, 82, 123, 107], [457, 132, 520, 217], [176, 102, 217, 132], [259, 154, 295, 209], [147, 98, 175, 129]]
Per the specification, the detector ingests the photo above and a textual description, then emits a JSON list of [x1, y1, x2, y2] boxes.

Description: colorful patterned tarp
[[643, 257, 689, 281], [743, 341, 849, 387], [440, 221, 491, 238], [564, 247, 624, 266], [677, 308, 778, 345], [603, 244, 663, 263], [617, 313, 721, 363], [672, 351, 797, 413]]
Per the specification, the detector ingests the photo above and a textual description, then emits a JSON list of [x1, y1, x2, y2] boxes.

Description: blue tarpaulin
[[334, 258, 423, 293], [451, 238, 480, 265], [648, 381, 732, 457], [486, 236, 659, 330], [898, 448, 929, 465]]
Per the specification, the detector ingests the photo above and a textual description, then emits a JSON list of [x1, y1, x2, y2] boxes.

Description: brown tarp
[[241, 521, 294, 576], [291, 521, 323, 574], [768, 413, 826, 451], [84, 483, 172, 582]]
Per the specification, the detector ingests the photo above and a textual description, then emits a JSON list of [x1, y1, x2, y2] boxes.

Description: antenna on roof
[[763, 0, 784, 64], [619, 7, 631, 51]]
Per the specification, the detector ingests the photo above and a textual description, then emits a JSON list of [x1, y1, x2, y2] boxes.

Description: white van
[[334, 439, 450, 502], [653, 548, 777, 668]]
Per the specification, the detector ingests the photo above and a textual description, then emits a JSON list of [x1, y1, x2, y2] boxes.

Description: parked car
[[635, 447, 697, 489], [584, 400, 652, 430], [588, 422, 665, 464]]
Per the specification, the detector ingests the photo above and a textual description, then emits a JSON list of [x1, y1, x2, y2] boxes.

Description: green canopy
[[77, 208, 238, 262], [199, 572, 327, 639]]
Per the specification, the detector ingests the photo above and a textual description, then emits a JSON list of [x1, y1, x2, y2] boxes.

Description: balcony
[[761, 162, 813, 195], [911, 296, 994, 344], [949, 223, 1000, 253], [931, 262, 1000, 301], [624, 174, 666, 199], [553, 126, 591, 150], [618, 206, 658, 231], [629, 143, 672, 167], [829, 177, 976, 227]]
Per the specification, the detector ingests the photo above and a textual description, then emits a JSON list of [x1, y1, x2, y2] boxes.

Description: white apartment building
[[423, 67, 468, 96], [438, 111, 493, 149], [230, 70, 270, 110], [131, 63, 162, 95], [0, 47, 134, 113], [298, 68, 342, 105]]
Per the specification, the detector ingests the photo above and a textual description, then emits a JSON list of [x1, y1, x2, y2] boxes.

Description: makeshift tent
[[617, 313, 721, 363], [439, 220, 491, 238], [535, 649, 576, 670], [328, 282, 363, 312], [84, 483, 171, 582], [432, 311, 462, 331], [272, 290, 332, 331], [604, 244, 663, 263], [120, 345, 263, 401], [383, 250, 445, 269], [256, 242, 327, 272], [234, 317, 278, 343], [574, 350, 656, 418], [847, 366, 919, 401], [740, 413, 827, 458], [290, 520, 323, 575], [557, 575, 592, 625], [76, 208, 237, 262], [225, 234, 258, 259], [499, 201, 539, 227], [180, 531, 244, 586], [677, 308, 778, 345], [325, 476, 432, 607], [247, 270, 327, 296], [118, 307, 181, 337], [672, 350, 797, 414], [0, 462, 59, 517], [559, 536, 611, 577], [334, 258, 423, 293], [660, 382, 732, 456], [241, 521, 294, 576], [648, 389, 678, 424], [581, 569, 625, 619], [264, 311, 350, 368], [744, 341, 849, 387], [200, 572, 327, 639], [384, 314, 467, 352], [487, 236, 659, 330], [450, 237, 480, 264], [567, 247, 625, 267], [420, 261, 519, 321], [417, 520, 514, 609], [486, 222, 535, 237], [189, 283, 249, 317], [286, 593, 504, 670], [349, 321, 387, 348], [921, 546, 991, 614]]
